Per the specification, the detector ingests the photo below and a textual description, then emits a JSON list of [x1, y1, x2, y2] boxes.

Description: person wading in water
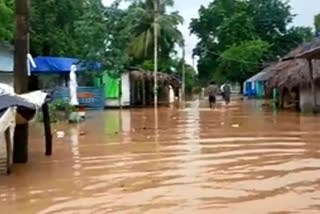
[[207, 81, 218, 109], [221, 82, 231, 105]]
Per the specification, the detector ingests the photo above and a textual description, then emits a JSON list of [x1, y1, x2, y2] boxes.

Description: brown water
[[1, 100, 320, 214]]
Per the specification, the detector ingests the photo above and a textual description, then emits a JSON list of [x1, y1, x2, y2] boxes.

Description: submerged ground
[[1, 100, 320, 214]]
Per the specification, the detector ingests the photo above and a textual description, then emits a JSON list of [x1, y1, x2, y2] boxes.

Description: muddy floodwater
[[1, 100, 320, 214]]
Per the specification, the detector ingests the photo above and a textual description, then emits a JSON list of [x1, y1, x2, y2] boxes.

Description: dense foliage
[[30, 0, 85, 56], [2, 0, 319, 90], [216, 40, 270, 84], [127, 0, 184, 72], [75, 0, 132, 74], [184, 64, 199, 93], [0, 0, 13, 42], [190, 0, 314, 85], [29, 0, 184, 74], [1, 0, 186, 90]]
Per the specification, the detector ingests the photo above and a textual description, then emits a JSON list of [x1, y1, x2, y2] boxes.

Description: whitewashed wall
[[299, 85, 320, 113], [121, 73, 130, 107]]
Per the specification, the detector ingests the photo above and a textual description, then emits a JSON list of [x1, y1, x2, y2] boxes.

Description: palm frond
[[127, 0, 184, 60]]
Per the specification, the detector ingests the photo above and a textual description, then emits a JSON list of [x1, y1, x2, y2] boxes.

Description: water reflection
[[120, 110, 132, 144], [70, 126, 81, 177], [104, 111, 121, 135], [103, 110, 132, 137], [0, 100, 320, 214]]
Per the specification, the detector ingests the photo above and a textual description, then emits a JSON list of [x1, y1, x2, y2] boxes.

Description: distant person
[[221, 82, 231, 105], [207, 81, 218, 109]]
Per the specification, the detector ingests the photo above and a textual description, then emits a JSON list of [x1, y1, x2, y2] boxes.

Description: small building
[[31, 56, 100, 88], [243, 66, 274, 98], [31, 56, 104, 109], [267, 37, 320, 112], [102, 72, 130, 107], [102, 68, 180, 108], [0, 43, 14, 86]]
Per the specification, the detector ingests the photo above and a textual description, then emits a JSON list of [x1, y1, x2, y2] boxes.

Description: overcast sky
[[103, 0, 320, 65]]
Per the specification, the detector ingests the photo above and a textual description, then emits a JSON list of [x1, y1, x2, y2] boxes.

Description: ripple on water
[[1, 100, 320, 214]]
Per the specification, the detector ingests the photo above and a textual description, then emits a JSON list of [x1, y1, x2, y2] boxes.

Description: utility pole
[[153, 0, 158, 107], [182, 41, 186, 100], [13, 0, 29, 163]]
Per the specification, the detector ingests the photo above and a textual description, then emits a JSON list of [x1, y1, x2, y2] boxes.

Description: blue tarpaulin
[[31, 56, 101, 74]]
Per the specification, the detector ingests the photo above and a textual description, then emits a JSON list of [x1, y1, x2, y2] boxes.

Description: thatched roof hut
[[267, 37, 320, 91], [128, 67, 181, 90], [125, 67, 181, 106], [267, 59, 320, 91]]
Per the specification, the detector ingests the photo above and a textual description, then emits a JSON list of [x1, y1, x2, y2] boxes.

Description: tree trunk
[[13, 0, 29, 163]]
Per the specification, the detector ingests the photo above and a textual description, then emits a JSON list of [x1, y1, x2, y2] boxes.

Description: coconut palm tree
[[128, 0, 184, 62], [127, 0, 183, 105]]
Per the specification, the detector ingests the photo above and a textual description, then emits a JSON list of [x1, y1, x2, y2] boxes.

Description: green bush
[[38, 99, 75, 123]]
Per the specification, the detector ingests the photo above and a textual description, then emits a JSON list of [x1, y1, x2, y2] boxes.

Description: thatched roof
[[296, 46, 320, 60], [266, 37, 320, 90], [267, 60, 320, 90], [127, 67, 181, 88], [282, 37, 320, 60]]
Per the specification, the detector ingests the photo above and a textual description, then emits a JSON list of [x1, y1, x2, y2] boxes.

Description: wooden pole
[[307, 59, 317, 113], [14, 0, 29, 94], [13, 124, 29, 163], [13, 0, 29, 163], [153, 0, 158, 107], [42, 103, 52, 156]]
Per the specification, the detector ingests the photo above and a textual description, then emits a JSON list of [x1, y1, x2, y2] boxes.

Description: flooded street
[[1, 100, 320, 214]]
